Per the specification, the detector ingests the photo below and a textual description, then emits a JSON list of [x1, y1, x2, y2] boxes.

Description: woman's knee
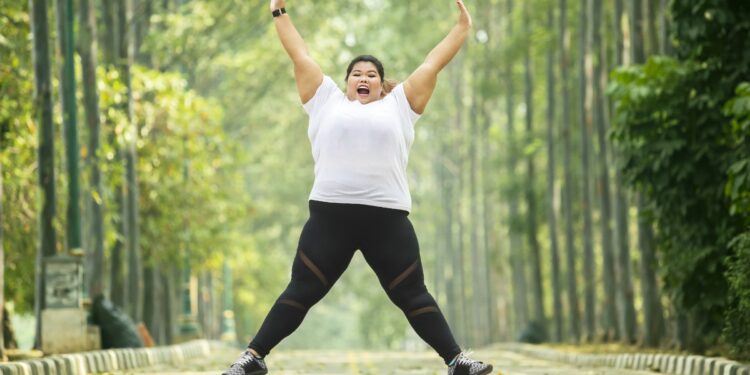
[[278, 277, 329, 311], [387, 282, 437, 314]]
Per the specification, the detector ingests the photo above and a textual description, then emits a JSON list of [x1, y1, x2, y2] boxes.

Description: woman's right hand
[[270, 0, 286, 12]]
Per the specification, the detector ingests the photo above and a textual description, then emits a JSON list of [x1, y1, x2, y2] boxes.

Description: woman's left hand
[[456, 0, 472, 29]]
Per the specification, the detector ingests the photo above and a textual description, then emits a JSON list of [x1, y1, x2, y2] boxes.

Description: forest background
[[1, 0, 748, 362]]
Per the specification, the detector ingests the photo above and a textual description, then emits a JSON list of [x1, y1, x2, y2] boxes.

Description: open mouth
[[357, 85, 370, 96]]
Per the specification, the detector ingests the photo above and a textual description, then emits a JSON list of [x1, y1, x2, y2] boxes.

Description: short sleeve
[[302, 76, 342, 119], [389, 83, 421, 126]]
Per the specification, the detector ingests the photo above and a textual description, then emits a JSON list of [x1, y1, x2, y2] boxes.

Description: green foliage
[[609, 0, 750, 354], [131, 66, 247, 269], [1, 0, 253, 312], [610, 58, 734, 340], [723, 82, 750, 217], [1, 1, 39, 312], [721, 82, 750, 359], [724, 232, 750, 360]]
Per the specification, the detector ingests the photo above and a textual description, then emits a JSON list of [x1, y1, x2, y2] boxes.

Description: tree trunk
[[78, 0, 105, 298], [163, 268, 176, 344], [118, 0, 143, 322], [480, 82, 497, 344], [469, 90, 484, 345], [578, 0, 598, 342], [102, 0, 128, 312], [440, 155, 460, 339], [101, 0, 119, 65], [615, 0, 625, 67], [658, 0, 673, 55], [56, 0, 83, 257], [449, 60, 468, 344], [205, 272, 216, 338], [481, 0, 500, 343], [637, 196, 665, 346], [1, 158, 5, 360], [523, 0, 546, 333], [630, 0, 646, 64], [546, 3, 564, 343], [110, 193, 127, 310], [646, 0, 659, 56], [481, 123, 497, 344], [630, 0, 666, 348], [433, 176, 443, 306], [560, 0, 581, 342], [506, 0, 529, 336], [143, 264, 159, 341], [590, 0, 620, 342], [30, 0, 58, 349], [434, 156, 446, 312], [606, 0, 630, 340]]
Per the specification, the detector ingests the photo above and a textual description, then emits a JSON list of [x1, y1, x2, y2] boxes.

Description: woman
[[223, 1, 493, 374]]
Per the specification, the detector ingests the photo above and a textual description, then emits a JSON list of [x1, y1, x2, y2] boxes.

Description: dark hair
[[345, 55, 385, 82]]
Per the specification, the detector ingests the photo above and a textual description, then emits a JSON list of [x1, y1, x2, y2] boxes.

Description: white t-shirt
[[303, 76, 420, 212]]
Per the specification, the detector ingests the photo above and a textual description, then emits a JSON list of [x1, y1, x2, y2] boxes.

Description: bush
[[724, 232, 750, 360]]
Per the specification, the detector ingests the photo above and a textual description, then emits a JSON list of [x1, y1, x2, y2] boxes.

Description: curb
[[0, 340, 227, 375], [499, 343, 750, 375]]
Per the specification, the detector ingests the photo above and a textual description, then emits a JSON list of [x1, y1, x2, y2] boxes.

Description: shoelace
[[455, 352, 486, 371], [233, 353, 257, 368]]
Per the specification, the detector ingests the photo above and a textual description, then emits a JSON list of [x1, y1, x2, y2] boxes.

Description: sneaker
[[221, 351, 268, 375], [447, 352, 493, 375]]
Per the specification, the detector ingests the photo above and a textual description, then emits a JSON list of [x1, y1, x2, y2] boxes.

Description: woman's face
[[345, 61, 383, 104]]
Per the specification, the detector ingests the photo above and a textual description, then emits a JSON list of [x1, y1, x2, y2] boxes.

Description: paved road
[[119, 348, 660, 374]]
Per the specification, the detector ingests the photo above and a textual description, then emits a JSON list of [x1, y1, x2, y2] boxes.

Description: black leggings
[[248, 200, 461, 364]]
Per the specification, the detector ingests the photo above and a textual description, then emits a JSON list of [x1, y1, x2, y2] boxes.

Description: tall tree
[[658, 0, 673, 55], [57, 0, 82, 258], [590, 0, 620, 341], [629, 0, 665, 347], [1, 157, 4, 360], [637, 196, 665, 346], [506, 0, 529, 335], [545, 2, 564, 343], [612, 0, 639, 345], [163, 268, 176, 344], [118, 0, 143, 322], [449, 60, 469, 344], [469, 84, 485, 344], [646, 0, 660, 55], [78, 0, 105, 298], [578, 0, 598, 342], [560, 0, 581, 342], [30, 0, 58, 349], [469, 92, 489, 344], [523, 0, 546, 332], [479, 1, 498, 344], [102, 0, 128, 311], [143, 265, 160, 340]]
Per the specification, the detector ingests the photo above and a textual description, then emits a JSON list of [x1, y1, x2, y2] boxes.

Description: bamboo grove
[[1, 0, 748, 361]]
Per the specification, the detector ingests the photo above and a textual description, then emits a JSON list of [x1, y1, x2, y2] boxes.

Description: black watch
[[272, 8, 286, 17]]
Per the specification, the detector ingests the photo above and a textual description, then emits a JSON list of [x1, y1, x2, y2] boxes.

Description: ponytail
[[381, 79, 399, 97]]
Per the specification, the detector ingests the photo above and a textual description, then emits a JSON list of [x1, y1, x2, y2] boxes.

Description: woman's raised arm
[[271, 0, 324, 103], [403, 0, 472, 114]]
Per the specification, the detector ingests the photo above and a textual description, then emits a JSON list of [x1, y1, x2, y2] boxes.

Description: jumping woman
[[222, 0, 493, 374]]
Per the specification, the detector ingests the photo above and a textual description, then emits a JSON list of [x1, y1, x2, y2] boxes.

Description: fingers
[[456, 0, 472, 27], [456, 0, 468, 12]]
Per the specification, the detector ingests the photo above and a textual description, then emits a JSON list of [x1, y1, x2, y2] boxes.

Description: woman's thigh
[[291, 208, 358, 291], [359, 215, 424, 291]]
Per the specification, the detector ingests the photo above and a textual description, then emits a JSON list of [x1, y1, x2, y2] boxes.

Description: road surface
[[115, 347, 661, 374]]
